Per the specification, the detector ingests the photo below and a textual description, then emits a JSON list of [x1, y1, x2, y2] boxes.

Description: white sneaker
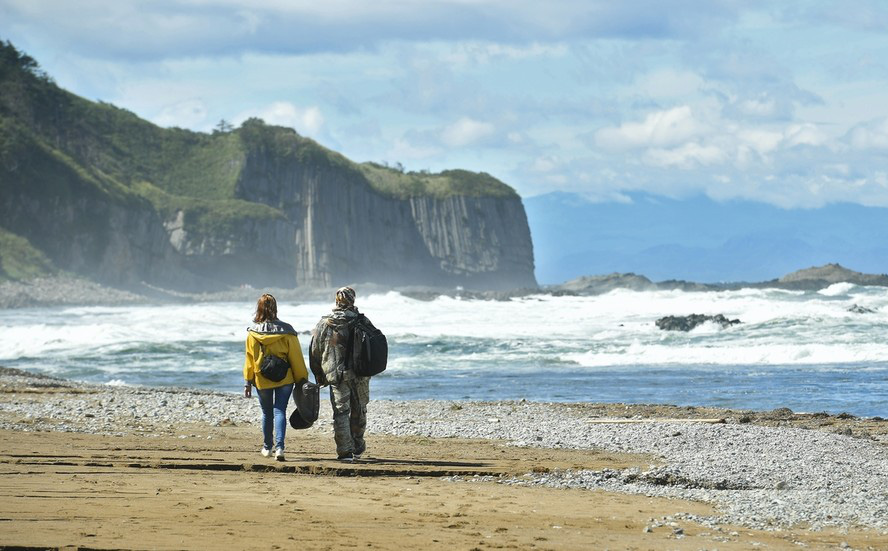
[[275, 448, 285, 462], [260, 447, 272, 458]]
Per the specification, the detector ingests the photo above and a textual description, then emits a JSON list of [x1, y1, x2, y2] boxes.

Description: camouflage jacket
[[309, 307, 361, 386]]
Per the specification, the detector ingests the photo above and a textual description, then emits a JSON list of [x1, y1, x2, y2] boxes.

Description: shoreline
[[1, 366, 886, 549], [3, 367, 885, 434]]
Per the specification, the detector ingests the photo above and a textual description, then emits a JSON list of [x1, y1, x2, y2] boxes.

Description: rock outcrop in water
[[655, 314, 741, 332], [547, 264, 888, 296], [0, 42, 535, 292], [554, 272, 658, 295], [777, 263, 888, 289]]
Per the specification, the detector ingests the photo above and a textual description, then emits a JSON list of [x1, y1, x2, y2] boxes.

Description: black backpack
[[349, 314, 388, 377]]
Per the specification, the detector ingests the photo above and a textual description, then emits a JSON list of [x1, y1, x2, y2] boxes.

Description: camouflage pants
[[329, 371, 370, 457]]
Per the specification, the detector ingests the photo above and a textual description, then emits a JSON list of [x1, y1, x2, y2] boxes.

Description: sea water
[[1, 283, 886, 416]]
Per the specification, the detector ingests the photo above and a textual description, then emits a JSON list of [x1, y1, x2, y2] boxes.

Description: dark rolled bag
[[289, 380, 320, 429], [259, 352, 290, 382]]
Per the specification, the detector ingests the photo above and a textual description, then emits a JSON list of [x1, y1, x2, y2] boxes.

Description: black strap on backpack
[[345, 318, 357, 371]]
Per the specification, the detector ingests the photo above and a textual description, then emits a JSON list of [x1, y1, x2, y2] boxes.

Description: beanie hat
[[335, 286, 356, 308]]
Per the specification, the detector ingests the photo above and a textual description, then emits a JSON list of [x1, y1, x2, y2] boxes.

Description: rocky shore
[[1, 367, 885, 536], [0, 275, 344, 308], [2, 262, 886, 308], [0, 275, 147, 308]]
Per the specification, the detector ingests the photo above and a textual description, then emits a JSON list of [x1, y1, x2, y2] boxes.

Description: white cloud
[[506, 131, 525, 144], [0, 0, 748, 62], [152, 99, 208, 128], [530, 155, 560, 173], [440, 117, 495, 147], [737, 97, 779, 118], [634, 69, 705, 99], [389, 138, 441, 162], [235, 102, 325, 137], [442, 41, 570, 66], [4, 1, 888, 209], [645, 142, 726, 168], [738, 129, 783, 155], [847, 117, 888, 149], [594, 106, 707, 151], [784, 123, 828, 147]]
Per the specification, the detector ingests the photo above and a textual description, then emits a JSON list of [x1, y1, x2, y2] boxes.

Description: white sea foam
[[818, 282, 857, 296], [2, 286, 888, 371], [564, 342, 888, 367]]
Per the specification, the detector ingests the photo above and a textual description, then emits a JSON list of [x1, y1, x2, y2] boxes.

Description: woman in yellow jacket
[[243, 294, 308, 461]]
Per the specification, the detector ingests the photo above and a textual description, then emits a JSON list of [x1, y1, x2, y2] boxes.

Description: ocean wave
[[818, 282, 858, 296], [564, 342, 888, 367], [3, 287, 888, 382]]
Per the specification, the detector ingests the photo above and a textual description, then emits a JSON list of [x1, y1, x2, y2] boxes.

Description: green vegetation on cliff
[[0, 229, 54, 280], [133, 180, 285, 236], [0, 39, 526, 284], [359, 163, 518, 199], [0, 40, 516, 204]]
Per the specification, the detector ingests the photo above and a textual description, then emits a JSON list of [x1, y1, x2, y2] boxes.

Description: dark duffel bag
[[289, 381, 320, 429]]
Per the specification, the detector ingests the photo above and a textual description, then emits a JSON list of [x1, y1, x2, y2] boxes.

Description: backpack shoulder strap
[[345, 318, 357, 370]]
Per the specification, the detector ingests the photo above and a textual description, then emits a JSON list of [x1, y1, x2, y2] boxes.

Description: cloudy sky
[[2, 0, 888, 207]]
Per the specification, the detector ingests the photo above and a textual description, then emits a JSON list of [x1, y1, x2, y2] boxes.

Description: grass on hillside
[[132, 181, 286, 237], [3, 40, 519, 206], [0, 228, 55, 280], [359, 163, 518, 199], [1, 37, 523, 270], [0, 114, 143, 207]]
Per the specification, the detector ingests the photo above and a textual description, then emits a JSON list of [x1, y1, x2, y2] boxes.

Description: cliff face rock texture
[[0, 42, 536, 291], [232, 147, 536, 290]]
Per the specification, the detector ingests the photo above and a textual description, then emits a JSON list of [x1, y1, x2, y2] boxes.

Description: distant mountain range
[[524, 192, 888, 284]]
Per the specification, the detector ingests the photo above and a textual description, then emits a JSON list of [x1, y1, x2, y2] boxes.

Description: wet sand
[[1, 429, 886, 549]]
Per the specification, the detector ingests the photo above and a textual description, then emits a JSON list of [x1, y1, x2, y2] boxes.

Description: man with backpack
[[309, 286, 386, 462]]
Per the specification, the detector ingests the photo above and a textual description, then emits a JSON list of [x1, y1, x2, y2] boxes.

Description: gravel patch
[[1, 371, 885, 533], [369, 400, 888, 533], [0, 276, 146, 308]]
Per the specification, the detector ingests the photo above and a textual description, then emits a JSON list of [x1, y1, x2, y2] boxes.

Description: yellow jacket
[[243, 320, 309, 390]]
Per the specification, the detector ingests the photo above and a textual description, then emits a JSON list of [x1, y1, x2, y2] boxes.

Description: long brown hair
[[253, 293, 278, 323]]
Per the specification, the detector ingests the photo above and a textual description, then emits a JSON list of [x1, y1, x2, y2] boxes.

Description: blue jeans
[[256, 384, 294, 451]]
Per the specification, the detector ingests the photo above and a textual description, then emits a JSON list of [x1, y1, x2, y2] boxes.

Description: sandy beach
[[1, 367, 886, 550]]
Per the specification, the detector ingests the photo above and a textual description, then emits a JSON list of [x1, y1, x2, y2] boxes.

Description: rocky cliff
[[778, 263, 888, 287], [0, 41, 536, 292], [546, 264, 888, 296]]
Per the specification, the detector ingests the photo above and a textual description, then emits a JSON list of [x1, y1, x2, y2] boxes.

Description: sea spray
[[1, 286, 886, 415]]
